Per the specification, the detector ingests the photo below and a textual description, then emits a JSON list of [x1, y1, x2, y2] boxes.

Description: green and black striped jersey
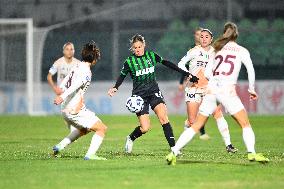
[[120, 51, 163, 97]]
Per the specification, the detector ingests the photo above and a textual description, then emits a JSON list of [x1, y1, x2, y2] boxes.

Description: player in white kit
[[52, 41, 107, 160], [178, 27, 210, 140], [47, 42, 81, 132], [178, 28, 237, 153], [167, 22, 269, 165]]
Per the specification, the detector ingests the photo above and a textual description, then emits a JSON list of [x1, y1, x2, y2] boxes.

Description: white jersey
[[49, 57, 81, 84], [59, 62, 92, 114], [206, 41, 255, 92], [178, 45, 215, 87], [178, 45, 215, 75]]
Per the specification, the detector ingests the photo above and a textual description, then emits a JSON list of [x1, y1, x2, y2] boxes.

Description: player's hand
[[54, 86, 63, 95], [54, 96, 64, 105], [248, 89, 258, 100], [189, 75, 199, 83], [108, 87, 118, 97]]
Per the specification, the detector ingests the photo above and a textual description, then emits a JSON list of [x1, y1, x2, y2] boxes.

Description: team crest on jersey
[[199, 51, 209, 59], [146, 59, 152, 65]]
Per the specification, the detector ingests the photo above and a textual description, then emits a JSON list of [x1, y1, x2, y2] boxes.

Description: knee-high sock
[[242, 126, 256, 154], [216, 117, 231, 146], [57, 129, 81, 150], [129, 126, 143, 141], [172, 127, 196, 155], [85, 134, 104, 157], [162, 122, 175, 147]]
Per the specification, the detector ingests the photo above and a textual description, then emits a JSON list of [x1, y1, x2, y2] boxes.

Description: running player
[[52, 41, 107, 160], [178, 27, 209, 140], [108, 34, 198, 153], [47, 42, 81, 132], [178, 28, 237, 153], [167, 22, 269, 165]]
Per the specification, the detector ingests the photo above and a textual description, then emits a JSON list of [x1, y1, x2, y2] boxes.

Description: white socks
[[57, 129, 81, 150], [70, 125, 77, 133], [172, 127, 196, 155], [242, 126, 256, 154], [85, 134, 104, 157], [216, 117, 231, 146], [58, 138, 71, 150]]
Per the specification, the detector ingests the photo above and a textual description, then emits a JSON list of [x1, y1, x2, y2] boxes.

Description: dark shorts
[[136, 91, 165, 116]]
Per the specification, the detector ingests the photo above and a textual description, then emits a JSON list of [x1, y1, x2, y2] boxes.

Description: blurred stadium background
[[0, 0, 284, 115]]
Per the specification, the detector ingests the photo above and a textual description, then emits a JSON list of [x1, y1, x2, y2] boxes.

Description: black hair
[[81, 40, 101, 63]]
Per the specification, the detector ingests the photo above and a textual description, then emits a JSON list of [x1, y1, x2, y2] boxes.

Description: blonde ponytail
[[213, 22, 239, 52]]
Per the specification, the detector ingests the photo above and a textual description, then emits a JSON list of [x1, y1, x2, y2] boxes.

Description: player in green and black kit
[[108, 34, 198, 153]]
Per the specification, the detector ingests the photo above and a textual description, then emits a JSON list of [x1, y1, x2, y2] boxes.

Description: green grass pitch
[[0, 115, 283, 189]]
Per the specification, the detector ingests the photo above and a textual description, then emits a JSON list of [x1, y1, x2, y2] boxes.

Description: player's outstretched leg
[[84, 121, 107, 160], [166, 113, 208, 165], [125, 126, 144, 153], [52, 128, 85, 157], [233, 110, 269, 163], [125, 114, 150, 153]]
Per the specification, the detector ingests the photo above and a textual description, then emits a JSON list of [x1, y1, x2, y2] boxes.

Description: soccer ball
[[125, 95, 144, 113]]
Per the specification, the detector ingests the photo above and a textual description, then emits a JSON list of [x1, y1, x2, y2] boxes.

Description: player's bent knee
[[140, 126, 150, 133], [80, 129, 89, 136], [213, 110, 223, 119], [100, 124, 108, 133], [159, 117, 169, 125]]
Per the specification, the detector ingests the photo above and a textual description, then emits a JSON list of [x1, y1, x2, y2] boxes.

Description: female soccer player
[[52, 41, 107, 160], [108, 34, 198, 153], [178, 27, 209, 140], [178, 28, 237, 153], [47, 42, 81, 133], [167, 22, 269, 165]]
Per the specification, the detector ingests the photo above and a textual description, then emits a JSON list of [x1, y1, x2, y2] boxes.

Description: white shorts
[[62, 108, 101, 130], [199, 85, 244, 116], [184, 87, 205, 103]]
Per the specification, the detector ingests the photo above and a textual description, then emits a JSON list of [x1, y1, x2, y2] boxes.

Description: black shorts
[[136, 91, 165, 116]]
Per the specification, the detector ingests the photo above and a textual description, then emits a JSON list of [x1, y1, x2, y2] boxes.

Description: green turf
[[0, 115, 283, 189]]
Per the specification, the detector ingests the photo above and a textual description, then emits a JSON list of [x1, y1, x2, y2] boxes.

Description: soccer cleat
[[51, 145, 63, 158], [166, 152, 177, 166], [84, 154, 107, 161], [125, 136, 133, 153], [199, 133, 210, 140], [226, 144, 238, 153], [248, 153, 269, 163]]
